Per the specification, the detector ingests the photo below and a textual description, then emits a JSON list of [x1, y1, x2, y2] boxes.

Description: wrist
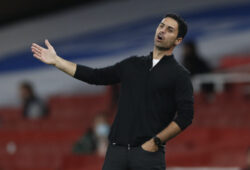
[[153, 136, 162, 148], [54, 55, 62, 67]]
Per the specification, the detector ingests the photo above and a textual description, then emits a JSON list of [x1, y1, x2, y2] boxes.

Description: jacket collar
[[149, 51, 174, 62]]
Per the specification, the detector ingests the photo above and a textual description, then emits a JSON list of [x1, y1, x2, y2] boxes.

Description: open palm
[[31, 39, 58, 65]]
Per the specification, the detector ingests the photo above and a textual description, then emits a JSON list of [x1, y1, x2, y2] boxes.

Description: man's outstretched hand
[[31, 39, 59, 66], [31, 39, 77, 76]]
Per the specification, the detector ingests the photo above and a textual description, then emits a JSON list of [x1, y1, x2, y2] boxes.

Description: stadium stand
[[0, 78, 250, 169]]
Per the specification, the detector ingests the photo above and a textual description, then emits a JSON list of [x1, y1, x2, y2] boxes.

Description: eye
[[159, 24, 164, 28], [168, 28, 174, 33]]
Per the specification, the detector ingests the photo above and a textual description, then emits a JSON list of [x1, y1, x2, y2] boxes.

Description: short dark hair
[[165, 13, 188, 39], [20, 81, 34, 96]]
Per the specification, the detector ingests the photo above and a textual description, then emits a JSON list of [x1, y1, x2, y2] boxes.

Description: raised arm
[[31, 39, 123, 85], [31, 39, 77, 76]]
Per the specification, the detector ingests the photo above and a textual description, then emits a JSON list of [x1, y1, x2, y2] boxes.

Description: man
[[31, 13, 194, 170], [182, 41, 213, 99], [182, 41, 211, 76], [19, 81, 48, 119]]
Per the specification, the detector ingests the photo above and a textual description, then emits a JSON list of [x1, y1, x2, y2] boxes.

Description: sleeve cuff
[[173, 119, 192, 131]]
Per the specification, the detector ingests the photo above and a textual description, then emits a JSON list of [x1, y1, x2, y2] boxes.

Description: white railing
[[192, 73, 250, 93], [167, 167, 240, 170]]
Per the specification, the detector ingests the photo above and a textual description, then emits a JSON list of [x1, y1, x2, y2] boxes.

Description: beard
[[155, 41, 175, 51], [155, 45, 171, 51]]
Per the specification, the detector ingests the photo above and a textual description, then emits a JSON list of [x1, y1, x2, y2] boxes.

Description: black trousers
[[102, 143, 166, 170]]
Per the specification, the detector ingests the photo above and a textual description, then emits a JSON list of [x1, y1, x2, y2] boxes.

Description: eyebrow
[[160, 22, 165, 26], [168, 26, 174, 31], [160, 22, 175, 30]]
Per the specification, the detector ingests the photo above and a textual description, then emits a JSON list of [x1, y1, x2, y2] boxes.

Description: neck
[[153, 46, 173, 59]]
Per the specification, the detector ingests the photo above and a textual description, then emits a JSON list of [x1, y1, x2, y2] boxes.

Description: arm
[[155, 121, 181, 143], [142, 72, 194, 152], [141, 121, 181, 152], [73, 63, 121, 85], [31, 40, 122, 85]]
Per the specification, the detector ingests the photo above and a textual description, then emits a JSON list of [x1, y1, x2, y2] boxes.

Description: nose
[[159, 30, 165, 35], [158, 27, 165, 33]]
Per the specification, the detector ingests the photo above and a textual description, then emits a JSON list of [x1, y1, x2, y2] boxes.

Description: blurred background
[[0, 0, 250, 169]]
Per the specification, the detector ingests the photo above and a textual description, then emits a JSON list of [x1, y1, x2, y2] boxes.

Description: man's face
[[154, 17, 181, 50], [19, 86, 30, 100]]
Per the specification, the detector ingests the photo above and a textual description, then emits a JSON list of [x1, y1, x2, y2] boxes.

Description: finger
[[31, 46, 41, 55], [32, 50, 41, 57], [31, 47, 41, 55], [31, 45, 42, 52], [32, 43, 45, 51], [33, 53, 42, 60], [45, 39, 53, 49]]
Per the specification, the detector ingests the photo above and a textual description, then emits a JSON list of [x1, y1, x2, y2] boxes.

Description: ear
[[175, 37, 183, 46]]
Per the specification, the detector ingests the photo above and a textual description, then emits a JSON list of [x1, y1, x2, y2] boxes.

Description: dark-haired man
[[31, 13, 194, 170], [19, 81, 48, 119]]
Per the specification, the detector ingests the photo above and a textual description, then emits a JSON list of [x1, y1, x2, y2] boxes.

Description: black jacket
[[74, 52, 194, 146]]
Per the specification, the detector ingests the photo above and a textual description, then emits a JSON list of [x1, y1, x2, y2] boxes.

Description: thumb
[[45, 39, 53, 49]]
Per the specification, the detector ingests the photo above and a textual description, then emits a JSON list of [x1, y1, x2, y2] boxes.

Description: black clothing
[[102, 143, 165, 170], [72, 128, 97, 154], [22, 96, 48, 119], [74, 52, 194, 146], [183, 54, 211, 76]]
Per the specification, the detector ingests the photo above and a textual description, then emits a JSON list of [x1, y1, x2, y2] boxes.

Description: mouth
[[157, 34, 163, 41]]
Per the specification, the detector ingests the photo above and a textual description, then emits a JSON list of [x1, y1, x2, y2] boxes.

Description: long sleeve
[[73, 59, 127, 85], [173, 72, 194, 130]]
